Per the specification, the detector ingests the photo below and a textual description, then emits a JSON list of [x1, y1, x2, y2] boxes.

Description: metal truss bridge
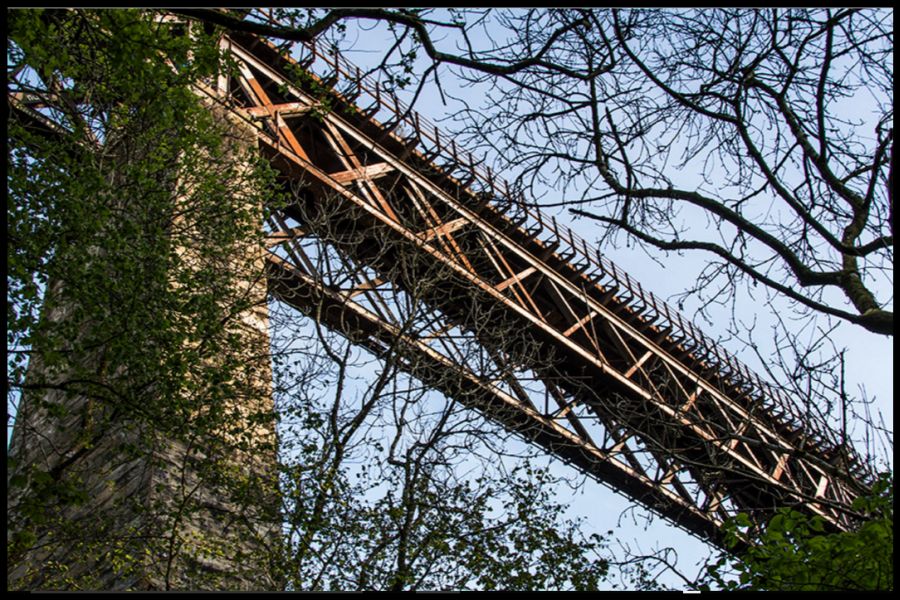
[[10, 21, 876, 552], [215, 27, 875, 548]]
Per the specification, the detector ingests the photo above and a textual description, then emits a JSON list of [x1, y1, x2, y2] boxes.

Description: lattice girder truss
[[204, 33, 866, 549]]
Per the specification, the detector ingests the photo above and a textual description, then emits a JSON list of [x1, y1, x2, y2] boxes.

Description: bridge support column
[[7, 107, 280, 591]]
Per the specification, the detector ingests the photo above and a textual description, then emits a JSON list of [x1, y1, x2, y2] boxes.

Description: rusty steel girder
[[208, 30, 874, 549]]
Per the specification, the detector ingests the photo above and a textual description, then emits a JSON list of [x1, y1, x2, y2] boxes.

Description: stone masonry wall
[[7, 106, 280, 591]]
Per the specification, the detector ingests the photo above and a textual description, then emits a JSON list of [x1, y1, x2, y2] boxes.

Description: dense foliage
[[704, 474, 893, 591], [8, 9, 280, 588]]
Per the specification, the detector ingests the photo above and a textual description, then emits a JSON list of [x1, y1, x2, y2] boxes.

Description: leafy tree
[[8, 9, 281, 589], [703, 473, 893, 591]]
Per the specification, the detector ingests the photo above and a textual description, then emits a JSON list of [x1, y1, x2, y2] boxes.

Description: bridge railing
[[245, 14, 872, 484]]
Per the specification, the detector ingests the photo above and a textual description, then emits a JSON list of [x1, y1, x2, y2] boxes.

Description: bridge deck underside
[[215, 33, 867, 547]]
